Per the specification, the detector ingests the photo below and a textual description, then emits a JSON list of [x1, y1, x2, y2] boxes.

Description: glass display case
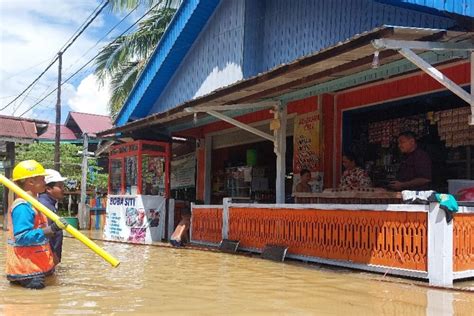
[[108, 140, 170, 197]]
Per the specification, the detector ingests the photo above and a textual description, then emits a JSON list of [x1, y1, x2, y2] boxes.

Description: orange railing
[[228, 207, 428, 271], [453, 214, 474, 271], [191, 207, 223, 244]]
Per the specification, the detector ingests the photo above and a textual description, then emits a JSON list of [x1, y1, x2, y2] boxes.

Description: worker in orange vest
[[6, 160, 67, 289]]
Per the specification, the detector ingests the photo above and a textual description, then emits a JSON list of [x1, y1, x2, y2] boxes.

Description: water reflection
[[1, 231, 473, 315]]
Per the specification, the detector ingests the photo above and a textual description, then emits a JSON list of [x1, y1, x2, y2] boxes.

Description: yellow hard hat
[[12, 160, 48, 181]]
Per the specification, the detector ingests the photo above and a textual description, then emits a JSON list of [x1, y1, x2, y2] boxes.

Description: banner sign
[[171, 153, 195, 189], [293, 111, 321, 173], [293, 111, 323, 193], [104, 195, 166, 244]]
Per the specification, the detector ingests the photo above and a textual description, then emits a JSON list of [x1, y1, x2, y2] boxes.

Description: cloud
[[68, 74, 111, 116], [0, 0, 110, 121]]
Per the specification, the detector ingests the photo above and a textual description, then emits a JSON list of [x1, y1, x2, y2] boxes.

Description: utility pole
[[78, 133, 90, 230], [54, 52, 63, 171], [2, 142, 14, 231]]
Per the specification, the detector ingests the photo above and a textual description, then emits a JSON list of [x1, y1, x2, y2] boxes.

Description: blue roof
[[115, 0, 221, 127], [376, 0, 474, 17]]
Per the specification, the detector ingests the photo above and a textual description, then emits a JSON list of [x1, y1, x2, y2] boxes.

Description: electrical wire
[[0, 0, 110, 112], [18, 1, 163, 117], [20, 5, 139, 119], [19, 3, 168, 117]]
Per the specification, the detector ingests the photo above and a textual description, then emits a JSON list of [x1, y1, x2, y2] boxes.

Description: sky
[[0, 0, 141, 123]]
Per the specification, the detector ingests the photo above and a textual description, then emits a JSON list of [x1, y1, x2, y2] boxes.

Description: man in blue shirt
[[39, 169, 67, 265]]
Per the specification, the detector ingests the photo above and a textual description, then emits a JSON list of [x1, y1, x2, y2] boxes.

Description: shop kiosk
[[103, 140, 171, 244]]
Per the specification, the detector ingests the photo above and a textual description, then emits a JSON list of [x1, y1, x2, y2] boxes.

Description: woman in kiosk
[[339, 152, 372, 191]]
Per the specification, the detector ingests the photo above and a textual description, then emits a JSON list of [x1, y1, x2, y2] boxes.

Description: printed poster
[[170, 153, 196, 189], [293, 111, 323, 193], [104, 195, 166, 244]]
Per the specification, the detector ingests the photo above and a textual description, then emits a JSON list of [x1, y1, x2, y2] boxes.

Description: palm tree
[[95, 0, 179, 118]]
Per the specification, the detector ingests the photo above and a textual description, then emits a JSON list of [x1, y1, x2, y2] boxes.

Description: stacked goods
[[368, 114, 428, 147], [434, 107, 473, 148]]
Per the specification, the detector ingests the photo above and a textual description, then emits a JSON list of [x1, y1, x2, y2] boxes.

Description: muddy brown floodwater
[[1, 231, 473, 315]]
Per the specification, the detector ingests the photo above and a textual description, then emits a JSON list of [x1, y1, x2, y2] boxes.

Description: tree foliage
[[15, 143, 108, 191], [96, 0, 178, 118]]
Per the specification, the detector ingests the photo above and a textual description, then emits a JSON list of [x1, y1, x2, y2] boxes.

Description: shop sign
[[103, 195, 165, 244], [171, 153, 196, 189], [293, 111, 323, 193], [293, 111, 321, 173]]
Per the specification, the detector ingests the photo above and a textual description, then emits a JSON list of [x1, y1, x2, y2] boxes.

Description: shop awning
[[97, 25, 473, 137]]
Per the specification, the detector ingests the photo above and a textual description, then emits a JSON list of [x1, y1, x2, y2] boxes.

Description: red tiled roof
[[0, 115, 48, 141], [38, 124, 77, 140], [66, 112, 113, 137]]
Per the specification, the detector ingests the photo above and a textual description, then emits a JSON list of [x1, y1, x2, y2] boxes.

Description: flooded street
[[0, 231, 473, 315]]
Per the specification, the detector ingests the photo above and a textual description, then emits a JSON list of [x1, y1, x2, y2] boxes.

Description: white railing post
[[167, 198, 175, 240], [427, 202, 453, 286], [222, 198, 231, 240]]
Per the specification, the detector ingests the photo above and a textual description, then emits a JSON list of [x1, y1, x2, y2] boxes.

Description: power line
[[60, 4, 140, 85], [0, 57, 53, 82], [0, 58, 58, 111], [19, 1, 163, 118], [60, 0, 110, 55], [20, 5, 140, 119], [0, 0, 110, 112], [58, 0, 108, 53]]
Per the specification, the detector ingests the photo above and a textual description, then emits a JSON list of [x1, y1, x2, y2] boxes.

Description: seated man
[[389, 131, 432, 191]]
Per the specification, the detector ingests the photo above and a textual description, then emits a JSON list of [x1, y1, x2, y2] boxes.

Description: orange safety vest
[[5, 198, 54, 281]]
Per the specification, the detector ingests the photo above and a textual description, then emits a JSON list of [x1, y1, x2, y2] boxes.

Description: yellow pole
[[0, 174, 120, 268]]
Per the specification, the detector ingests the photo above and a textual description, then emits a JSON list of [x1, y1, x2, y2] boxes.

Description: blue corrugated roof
[[376, 0, 474, 17], [115, 0, 221, 127]]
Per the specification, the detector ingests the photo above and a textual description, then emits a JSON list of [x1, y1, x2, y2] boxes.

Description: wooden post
[[204, 134, 212, 204], [2, 142, 14, 230], [54, 52, 62, 171], [78, 133, 89, 229], [274, 102, 287, 204], [471, 52, 473, 121]]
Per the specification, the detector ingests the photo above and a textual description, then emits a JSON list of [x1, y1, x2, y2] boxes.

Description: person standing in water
[[6, 160, 67, 289], [39, 169, 67, 266]]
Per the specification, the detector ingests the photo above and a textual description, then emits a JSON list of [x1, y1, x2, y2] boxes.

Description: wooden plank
[[294, 190, 401, 199]]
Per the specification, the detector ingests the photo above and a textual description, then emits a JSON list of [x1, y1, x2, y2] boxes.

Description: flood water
[[1, 231, 473, 315]]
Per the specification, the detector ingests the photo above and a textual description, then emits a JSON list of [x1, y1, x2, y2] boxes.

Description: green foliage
[[15, 143, 108, 191], [109, 0, 175, 13], [96, 1, 178, 118]]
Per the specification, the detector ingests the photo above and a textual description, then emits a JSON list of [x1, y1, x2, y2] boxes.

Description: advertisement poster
[[293, 111, 323, 193], [170, 153, 196, 189], [104, 195, 166, 244]]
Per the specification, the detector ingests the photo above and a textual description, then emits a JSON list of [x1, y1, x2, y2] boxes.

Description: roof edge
[[114, 0, 221, 127]]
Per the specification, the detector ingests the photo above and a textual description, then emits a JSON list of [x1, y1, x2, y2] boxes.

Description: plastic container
[[63, 217, 79, 229], [448, 179, 474, 201]]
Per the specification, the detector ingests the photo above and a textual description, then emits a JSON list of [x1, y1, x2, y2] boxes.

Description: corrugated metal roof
[[66, 112, 113, 137], [38, 124, 77, 140], [376, 0, 474, 17], [115, 0, 221, 127], [99, 26, 473, 137], [0, 115, 48, 142]]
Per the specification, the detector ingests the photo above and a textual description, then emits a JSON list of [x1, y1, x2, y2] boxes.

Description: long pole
[[0, 174, 120, 267], [54, 52, 62, 171]]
